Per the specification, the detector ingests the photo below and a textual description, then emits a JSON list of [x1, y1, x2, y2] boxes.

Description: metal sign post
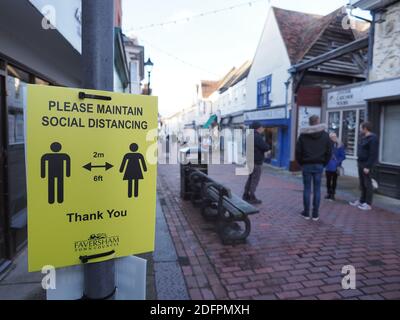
[[81, 0, 115, 300]]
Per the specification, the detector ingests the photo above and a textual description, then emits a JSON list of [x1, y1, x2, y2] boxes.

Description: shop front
[[0, 0, 81, 269], [363, 77, 400, 199], [219, 112, 246, 164], [244, 106, 291, 169], [324, 83, 367, 177]]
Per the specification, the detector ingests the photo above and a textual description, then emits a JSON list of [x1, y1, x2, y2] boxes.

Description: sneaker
[[248, 194, 262, 205], [358, 203, 372, 211], [242, 193, 250, 201], [312, 217, 320, 221], [248, 198, 262, 205], [300, 211, 310, 220], [349, 200, 361, 207], [331, 195, 336, 201]]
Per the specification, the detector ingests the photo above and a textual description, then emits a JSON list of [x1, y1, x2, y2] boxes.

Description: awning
[[0, 0, 82, 87], [203, 114, 217, 129], [220, 117, 231, 126]]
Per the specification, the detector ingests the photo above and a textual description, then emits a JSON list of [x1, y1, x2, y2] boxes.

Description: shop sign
[[327, 86, 365, 108], [244, 107, 286, 121]]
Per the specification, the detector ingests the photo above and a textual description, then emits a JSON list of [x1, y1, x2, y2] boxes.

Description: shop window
[[264, 127, 278, 161], [35, 77, 49, 85], [7, 65, 30, 82], [7, 72, 28, 145], [257, 75, 272, 108], [328, 111, 340, 137], [342, 110, 357, 157], [327, 108, 365, 158], [381, 104, 400, 165]]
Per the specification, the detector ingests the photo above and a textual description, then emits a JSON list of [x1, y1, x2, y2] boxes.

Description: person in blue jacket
[[325, 132, 346, 201]]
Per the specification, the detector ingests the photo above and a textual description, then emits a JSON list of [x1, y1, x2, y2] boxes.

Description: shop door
[[264, 127, 280, 166], [0, 75, 8, 262]]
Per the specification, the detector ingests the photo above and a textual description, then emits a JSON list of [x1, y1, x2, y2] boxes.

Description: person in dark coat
[[296, 115, 332, 221], [349, 121, 379, 211], [120, 143, 147, 198], [325, 132, 346, 201], [243, 121, 271, 204]]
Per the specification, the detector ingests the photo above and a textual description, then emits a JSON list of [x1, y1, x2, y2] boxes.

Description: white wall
[[129, 61, 141, 94], [113, 68, 127, 93], [215, 78, 247, 116], [246, 8, 292, 111]]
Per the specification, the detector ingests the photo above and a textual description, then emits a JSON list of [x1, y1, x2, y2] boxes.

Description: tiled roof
[[216, 67, 237, 91], [219, 61, 252, 92], [200, 61, 252, 98], [273, 7, 323, 64], [273, 6, 357, 64], [201, 80, 220, 99], [229, 60, 252, 88]]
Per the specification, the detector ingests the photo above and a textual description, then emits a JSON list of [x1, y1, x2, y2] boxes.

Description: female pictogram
[[119, 143, 147, 198]]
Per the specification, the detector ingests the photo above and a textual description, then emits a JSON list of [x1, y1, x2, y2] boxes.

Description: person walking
[[349, 122, 379, 211], [296, 115, 332, 221], [243, 121, 271, 205], [325, 132, 346, 201]]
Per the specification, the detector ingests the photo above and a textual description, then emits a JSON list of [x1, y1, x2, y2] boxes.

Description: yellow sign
[[26, 85, 158, 272]]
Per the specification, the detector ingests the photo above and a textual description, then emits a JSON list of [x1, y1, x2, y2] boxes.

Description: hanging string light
[[138, 37, 220, 77], [127, 0, 267, 32]]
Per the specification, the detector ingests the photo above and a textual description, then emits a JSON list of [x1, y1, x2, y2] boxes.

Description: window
[[257, 75, 272, 108], [35, 77, 49, 85], [328, 112, 340, 137], [7, 66, 29, 145], [342, 110, 357, 156], [380, 104, 400, 165], [327, 108, 365, 158]]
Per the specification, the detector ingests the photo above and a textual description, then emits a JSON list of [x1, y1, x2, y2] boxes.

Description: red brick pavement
[[157, 164, 400, 300]]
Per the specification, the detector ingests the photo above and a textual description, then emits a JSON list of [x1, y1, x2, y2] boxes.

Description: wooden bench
[[187, 168, 259, 244]]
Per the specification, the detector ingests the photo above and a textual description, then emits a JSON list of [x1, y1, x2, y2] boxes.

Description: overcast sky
[[122, 0, 366, 117]]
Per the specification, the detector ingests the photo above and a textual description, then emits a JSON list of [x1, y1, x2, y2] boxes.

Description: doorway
[[264, 127, 280, 165]]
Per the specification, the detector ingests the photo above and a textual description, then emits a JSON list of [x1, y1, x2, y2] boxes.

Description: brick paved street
[[157, 164, 400, 300]]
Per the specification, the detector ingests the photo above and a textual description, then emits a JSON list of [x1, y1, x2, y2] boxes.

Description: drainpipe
[[284, 75, 293, 170], [367, 11, 376, 79], [284, 76, 292, 120]]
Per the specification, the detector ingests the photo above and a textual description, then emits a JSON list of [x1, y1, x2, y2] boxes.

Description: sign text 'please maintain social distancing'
[[42, 101, 149, 130]]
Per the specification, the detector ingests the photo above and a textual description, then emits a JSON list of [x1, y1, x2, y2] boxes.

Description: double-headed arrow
[[83, 162, 113, 171]]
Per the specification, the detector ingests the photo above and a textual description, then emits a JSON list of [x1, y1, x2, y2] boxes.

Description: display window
[[380, 104, 400, 166], [327, 108, 365, 158]]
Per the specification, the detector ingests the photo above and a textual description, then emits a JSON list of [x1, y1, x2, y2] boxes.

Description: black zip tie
[[78, 91, 112, 101], [79, 250, 115, 264]]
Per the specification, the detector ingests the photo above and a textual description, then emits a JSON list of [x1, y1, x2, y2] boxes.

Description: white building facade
[[244, 7, 293, 168]]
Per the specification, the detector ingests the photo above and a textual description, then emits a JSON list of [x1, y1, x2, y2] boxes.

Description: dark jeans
[[358, 165, 373, 205], [326, 171, 338, 196], [244, 164, 262, 197], [302, 164, 324, 217]]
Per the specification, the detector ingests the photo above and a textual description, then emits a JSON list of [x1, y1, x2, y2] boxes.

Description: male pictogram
[[41, 142, 71, 204], [120, 143, 147, 198]]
